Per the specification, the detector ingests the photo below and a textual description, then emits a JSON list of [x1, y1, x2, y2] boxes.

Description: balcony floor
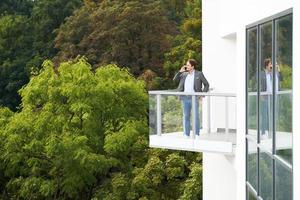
[[149, 131, 236, 154], [247, 130, 292, 153]]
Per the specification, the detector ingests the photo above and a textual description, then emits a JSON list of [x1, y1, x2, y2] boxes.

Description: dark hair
[[264, 58, 271, 68], [188, 59, 197, 68]]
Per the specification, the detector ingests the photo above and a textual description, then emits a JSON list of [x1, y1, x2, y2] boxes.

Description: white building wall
[[203, 153, 236, 200], [202, 0, 298, 199], [202, 0, 238, 199]]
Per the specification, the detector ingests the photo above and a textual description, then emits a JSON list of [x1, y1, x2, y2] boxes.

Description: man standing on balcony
[[173, 59, 209, 138]]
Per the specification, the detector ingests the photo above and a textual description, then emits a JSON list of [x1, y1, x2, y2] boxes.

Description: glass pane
[[247, 140, 258, 190], [161, 95, 202, 137], [259, 22, 273, 152], [259, 151, 273, 200], [275, 14, 293, 164], [275, 160, 292, 200], [161, 95, 183, 135], [247, 28, 258, 139], [149, 94, 157, 135], [247, 187, 257, 200]]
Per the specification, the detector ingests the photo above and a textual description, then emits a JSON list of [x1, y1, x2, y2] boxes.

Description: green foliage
[[0, 58, 203, 199], [0, 59, 148, 199], [55, 0, 175, 77], [160, 0, 186, 23], [179, 163, 202, 200], [280, 64, 292, 89], [0, 0, 205, 198], [164, 35, 201, 78], [128, 149, 201, 200], [0, 0, 82, 110], [29, 0, 83, 71], [161, 95, 183, 133], [165, 154, 186, 180], [0, 14, 32, 110], [163, 0, 202, 83], [0, 0, 33, 16]]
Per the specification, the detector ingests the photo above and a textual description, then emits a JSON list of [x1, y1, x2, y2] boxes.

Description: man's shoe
[[184, 135, 189, 139], [195, 135, 200, 140]]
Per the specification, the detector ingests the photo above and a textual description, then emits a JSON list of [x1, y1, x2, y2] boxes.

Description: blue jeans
[[182, 96, 200, 136], [261, 96, 272, 135]]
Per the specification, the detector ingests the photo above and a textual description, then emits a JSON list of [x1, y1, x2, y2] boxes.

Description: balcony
[[149, 90, 236, 154]]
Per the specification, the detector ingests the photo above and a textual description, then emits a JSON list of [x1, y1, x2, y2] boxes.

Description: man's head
[[264, 58, 272, 72], [186, 59, 197, 72]]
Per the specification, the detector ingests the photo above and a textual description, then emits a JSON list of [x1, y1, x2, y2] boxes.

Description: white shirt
[[184, 70, 195, 92], [265, 70, 279, 92], [266, 71, 272, 93]]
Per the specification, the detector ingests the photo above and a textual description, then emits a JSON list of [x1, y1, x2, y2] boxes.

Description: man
[[260, 58, 281, 139], [173, 59, 209, 138]]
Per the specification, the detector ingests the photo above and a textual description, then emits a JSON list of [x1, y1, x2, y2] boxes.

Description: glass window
[[246, 11, 293, 200], [275, 160, 292, 200], [247, 28, 258, 140], [247, 139, 258, 190], [247, 187, 257, 200], [275, 14, 293, 164], [259, 151, 273, 200], [149, 94, 157, 136], [259, 22, 273, 151]]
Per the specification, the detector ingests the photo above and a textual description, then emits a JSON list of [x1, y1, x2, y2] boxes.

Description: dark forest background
[[0, 0, 203, 199]]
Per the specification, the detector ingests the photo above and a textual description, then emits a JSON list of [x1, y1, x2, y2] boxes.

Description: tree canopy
[[0, 59, 202, 199], [0, 1, 204, 198], [55, 0, 176, 77]]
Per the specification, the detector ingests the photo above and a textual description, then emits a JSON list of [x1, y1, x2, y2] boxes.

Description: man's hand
[[276, 64, 281, 72], [179, 66, 186, 73]]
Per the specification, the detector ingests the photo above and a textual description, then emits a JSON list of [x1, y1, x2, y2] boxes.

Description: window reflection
[[275, 160, 292, 200], [259, 22, 273, 152], [246, 12, 293, 200], [247, 28, 258, 139], [247, 140, 258, 190], [259, 151, 273, 200], [275, 14, 293, 164]]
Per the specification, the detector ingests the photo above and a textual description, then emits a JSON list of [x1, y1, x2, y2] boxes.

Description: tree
[[0, 58, 148, 199], [0, 15, 32, 110], [160, 0, 186, 23], [28, 0, 83, 72], [163, 0, 202, 83], [0, 0, 33, 16], [55, 0, 175, 76], [0, 0, 83, 111], [179, 163, 202, 200], [0, 58, 203, 199]]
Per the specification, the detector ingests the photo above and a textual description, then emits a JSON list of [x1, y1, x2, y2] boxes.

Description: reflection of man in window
[[260, 58, 281, 139]]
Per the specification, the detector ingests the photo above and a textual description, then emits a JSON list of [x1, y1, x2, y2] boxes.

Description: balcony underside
[[149, 132, 236, 154]]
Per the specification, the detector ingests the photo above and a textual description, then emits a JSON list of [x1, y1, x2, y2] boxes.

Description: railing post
[[225, 97, 229, 136], [192, 95, 196, 139], [156, 94, 162, 136], [207, 95, 211, 133]]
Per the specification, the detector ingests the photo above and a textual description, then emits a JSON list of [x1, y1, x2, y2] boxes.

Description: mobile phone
[[184, 66, 187, 71]]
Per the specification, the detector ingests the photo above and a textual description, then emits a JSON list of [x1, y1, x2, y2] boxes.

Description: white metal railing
[[248, 90, 292, 96], [149, 90, 236, 139]]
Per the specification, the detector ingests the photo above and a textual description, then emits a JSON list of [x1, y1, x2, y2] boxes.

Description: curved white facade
[[202, 0, 300, 199]]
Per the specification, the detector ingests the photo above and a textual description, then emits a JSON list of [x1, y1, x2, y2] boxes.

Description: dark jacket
[[173, 70, 209, 92], [260, 70, 282, 91]]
